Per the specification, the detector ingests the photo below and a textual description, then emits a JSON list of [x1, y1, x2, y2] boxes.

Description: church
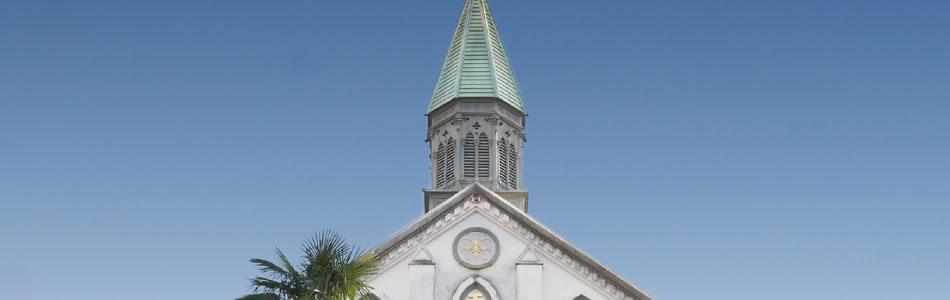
[[364, 1, 654, 300]]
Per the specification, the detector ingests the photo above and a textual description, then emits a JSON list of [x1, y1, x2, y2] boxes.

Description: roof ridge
[[479, 0, 501, 99], [452, 0, 474, 100]]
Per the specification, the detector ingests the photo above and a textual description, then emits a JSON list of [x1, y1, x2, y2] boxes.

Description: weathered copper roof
[[428, 0, 526, 114]]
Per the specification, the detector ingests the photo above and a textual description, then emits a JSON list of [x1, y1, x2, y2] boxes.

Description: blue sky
[[1, 0, 948, 299]]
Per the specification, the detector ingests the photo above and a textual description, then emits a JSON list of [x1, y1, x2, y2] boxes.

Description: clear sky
[[1, 0, 948, 299]]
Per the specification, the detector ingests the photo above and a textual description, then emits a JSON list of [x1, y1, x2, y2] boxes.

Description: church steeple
[[428, 0, 526, 115], [424, 0, 529, 213]]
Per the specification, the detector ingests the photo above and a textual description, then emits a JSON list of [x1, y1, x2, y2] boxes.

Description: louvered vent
[[498, 138, 508, 188], [477, 133, 490, 178], [445, 138, 456, 183], [464, 133, 476, 178], [436, 143, 446, 188], [508, 142, 517, 188]]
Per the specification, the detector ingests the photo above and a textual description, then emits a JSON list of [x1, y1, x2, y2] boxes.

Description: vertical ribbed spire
[[428, 0, 526, 114]]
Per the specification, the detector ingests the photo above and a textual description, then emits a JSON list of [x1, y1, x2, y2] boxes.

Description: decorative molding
[[513, 129, 525, 139], [432, 108, 456, 126], [460, 102, 492, 111], [516, 247, 542, 265], [486, 114, 502, 126], [410, 247, 435, 265], [451, 276, 501, 300], [452, 114, 468, 125], [453, 227, 500, 269], [498, 107, 520, 124]]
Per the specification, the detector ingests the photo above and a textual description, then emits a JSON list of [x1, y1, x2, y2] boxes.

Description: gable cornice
[[370, 183, 654, 300]]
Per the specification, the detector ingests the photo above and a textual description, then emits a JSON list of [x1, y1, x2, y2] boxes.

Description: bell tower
[[424, 0, 529, 212]]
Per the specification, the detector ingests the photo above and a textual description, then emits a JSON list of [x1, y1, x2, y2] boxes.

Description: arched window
[[465, 288, 487, 300], [463, 133, 490, 179], [435, 138, 457, 188], [498, 138, 508, 187], [445, 137, 456, 184], [461, 284, 491, 300], [507, 142, 517, 188], [477, 133, 490, 178], [464, 133, 476, 178], [452, 277, 498, 300], [436, 142, 446, 187], [573, 296, 591, 300]]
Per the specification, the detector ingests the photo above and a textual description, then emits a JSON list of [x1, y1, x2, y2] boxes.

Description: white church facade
[[364, 1, 654, 300]]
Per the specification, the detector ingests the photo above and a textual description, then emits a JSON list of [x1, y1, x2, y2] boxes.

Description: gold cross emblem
[[465, 240, 487, 257]]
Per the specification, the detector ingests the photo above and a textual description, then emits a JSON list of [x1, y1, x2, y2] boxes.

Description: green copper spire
[[428, 0, 526, 114]]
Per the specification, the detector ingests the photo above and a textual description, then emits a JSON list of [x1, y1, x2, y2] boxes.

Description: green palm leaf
[[236, 293, 281, 300]]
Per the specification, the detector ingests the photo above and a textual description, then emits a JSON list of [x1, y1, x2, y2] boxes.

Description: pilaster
[[516, 247, 544, 300], [408, 248, 435, 300]]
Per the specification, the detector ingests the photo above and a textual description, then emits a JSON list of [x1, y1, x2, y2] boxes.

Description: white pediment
[[411, 247, 434, 264], [517, 247, 542, 264], [365, 183, 653, 300]]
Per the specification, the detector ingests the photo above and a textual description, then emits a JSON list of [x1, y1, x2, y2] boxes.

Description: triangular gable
[[517, 247, 542, 264], [410, 247, 434, 264], [371, 183, 654, 300]]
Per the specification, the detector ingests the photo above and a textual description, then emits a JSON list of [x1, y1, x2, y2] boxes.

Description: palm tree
[[237, 230, 379, 300]]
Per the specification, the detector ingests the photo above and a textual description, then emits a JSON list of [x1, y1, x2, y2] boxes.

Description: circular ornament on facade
[[453, 227, 500, 269]]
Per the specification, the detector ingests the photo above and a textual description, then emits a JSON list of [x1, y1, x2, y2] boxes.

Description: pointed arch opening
[[477, 133, 490, 178], [463, 285, 489, 300], [445, 137, 456, 184], [452, 277, 500, 300], [498, 138, 508, 187], [436, 142, 446, 188], [464, 133, 476, 178], [507, 142, 517, 188]]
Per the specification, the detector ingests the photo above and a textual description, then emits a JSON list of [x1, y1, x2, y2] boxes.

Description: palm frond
[[235, 293, 281, 300], [250, 258, 288, 277], [302, 230, 350, 274], [240, 229, 379, 300], [275, 248, 300, 278], [249, 277, 282, 291], [321, 246, 379, 300]]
